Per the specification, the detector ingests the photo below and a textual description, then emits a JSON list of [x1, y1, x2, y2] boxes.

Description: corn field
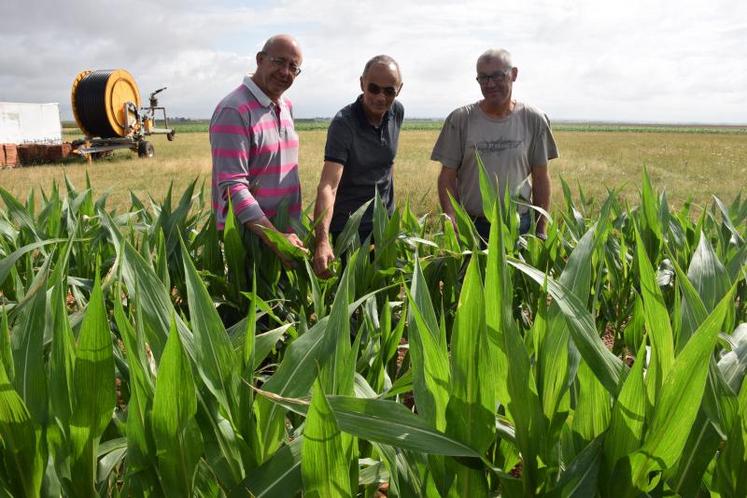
[[0, 168, 746, 498]]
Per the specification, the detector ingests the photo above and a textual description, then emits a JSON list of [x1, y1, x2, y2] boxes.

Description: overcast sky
[[2, 0, 745, 124]]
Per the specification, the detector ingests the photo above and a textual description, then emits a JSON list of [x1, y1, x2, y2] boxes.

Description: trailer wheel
[[167, 131, 176, 141], [137, 141, 154, 158]]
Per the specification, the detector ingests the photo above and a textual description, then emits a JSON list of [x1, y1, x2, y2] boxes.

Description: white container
[[0, 102, 62, 144]]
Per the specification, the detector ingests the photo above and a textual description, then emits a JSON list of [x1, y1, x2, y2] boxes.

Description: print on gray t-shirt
[[431, 101, 558, 217]]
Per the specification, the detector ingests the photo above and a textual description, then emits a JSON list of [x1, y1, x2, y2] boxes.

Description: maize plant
[[0, 167, 745, 497]]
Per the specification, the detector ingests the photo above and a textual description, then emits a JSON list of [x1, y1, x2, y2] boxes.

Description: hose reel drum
[[71, 69, 174, 159]]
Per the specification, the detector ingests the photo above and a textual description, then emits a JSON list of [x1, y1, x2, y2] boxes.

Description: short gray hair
[[362, 55, 402, 81], [477, 49, 512, 69]]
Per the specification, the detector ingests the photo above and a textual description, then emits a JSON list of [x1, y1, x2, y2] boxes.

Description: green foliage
[[0, 172, 744, 497]]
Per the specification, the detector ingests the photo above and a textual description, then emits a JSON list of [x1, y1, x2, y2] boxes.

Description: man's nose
[[278, 64, 293, 77]]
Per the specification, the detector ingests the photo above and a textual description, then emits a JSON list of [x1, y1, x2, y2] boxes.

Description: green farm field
[[3, 126, 747, 218], [2, 123, 747, 497]]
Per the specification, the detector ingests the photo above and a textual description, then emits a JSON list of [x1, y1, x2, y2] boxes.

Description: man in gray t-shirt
[[431, 48, 558, 239]]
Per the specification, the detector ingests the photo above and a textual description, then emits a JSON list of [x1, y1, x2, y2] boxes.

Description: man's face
[[254, 40, 303, 102], [476, 57, 516, 108], [360, 63, 402, 123]]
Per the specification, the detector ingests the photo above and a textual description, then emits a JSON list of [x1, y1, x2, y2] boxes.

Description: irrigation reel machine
[[70, 69, 175, 160]]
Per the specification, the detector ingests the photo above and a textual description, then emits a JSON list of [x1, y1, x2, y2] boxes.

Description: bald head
[[261, 34, 302, 58], [477, 48, 512, 70], [253, 34, 303, 102]]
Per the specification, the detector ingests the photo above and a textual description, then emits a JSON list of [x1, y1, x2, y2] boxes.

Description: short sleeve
[[324, 116, 353, 166], [528, 112, 559, 168], [394, 100, 405, 126], [431, 109, 465, 169]]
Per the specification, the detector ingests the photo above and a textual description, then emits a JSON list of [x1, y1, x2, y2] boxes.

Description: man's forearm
[[245, 216, 281, 244], [531, 166, 551, 233], [437, 168, 459, 219], [313, 186, 336, 244]]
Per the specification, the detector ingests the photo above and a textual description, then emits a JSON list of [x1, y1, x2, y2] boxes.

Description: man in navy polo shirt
[[312, 55, 404, 279]]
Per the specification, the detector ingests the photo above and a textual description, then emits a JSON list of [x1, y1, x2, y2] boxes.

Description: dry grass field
[[2, 129, 746, 219]]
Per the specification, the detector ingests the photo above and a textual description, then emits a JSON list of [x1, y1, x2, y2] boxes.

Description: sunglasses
[[366, 83, 398, 97]]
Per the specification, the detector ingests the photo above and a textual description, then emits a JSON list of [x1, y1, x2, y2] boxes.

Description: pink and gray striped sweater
[[210, 76, 302, 231]]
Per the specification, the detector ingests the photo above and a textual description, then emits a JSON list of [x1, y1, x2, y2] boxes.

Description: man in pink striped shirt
[[210, 34, 306, 266]]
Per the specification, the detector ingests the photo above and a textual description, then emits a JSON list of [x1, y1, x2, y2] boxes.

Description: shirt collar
[[243, 75, 274, 108], [353, 94, 393, 129]]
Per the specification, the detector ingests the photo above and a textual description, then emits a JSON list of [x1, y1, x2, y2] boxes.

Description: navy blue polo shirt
[[324, 95, 404, 234]]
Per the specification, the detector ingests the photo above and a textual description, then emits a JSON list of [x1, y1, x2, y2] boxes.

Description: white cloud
[[1, 0, 745, 123]]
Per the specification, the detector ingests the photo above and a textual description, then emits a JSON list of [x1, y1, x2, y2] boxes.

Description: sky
[[1, 0, 745, 124]]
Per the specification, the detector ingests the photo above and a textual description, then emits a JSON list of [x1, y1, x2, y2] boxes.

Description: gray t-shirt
[[431, 101, 558, 217]]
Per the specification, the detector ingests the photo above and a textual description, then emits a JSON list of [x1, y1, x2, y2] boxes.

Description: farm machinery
[[70, 69, 175, 159]]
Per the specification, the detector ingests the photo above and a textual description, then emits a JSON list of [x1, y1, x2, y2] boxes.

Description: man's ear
[[511, 67, 518, 82], [360, 76, 365, 92]]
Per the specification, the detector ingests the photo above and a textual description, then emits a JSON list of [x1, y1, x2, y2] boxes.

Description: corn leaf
[[113, 292, 160, 494], [69, 274, 115, 497], [572, 361, 611, 449], [508, 259, 626, 395], [229, 437, 303, 498], [262, 283, 387, 398], [256, 260, 379, 463], [484, 204, 510, 407], [119, 240, 182, 360], [0, 239, 63, 288], [334, 199, 373, 258], [48, 257, 76, 430], [11, 268, 48, 428], [447, 254, 494, 450], [0, 187, 41, 241], [489, 203, 545, 493], [628, 285, 736, 490], [0, 307, 13, 384], [714, 375, 747, 496], [476, 151, 498, 224], [603, 343, 647, 484], [406, 256, 451, 431], [151, 316, 203, 497], [238, 273, 257, 451], [445, 254, 492, 495], [634, 226, 675, 407], [179, 234, 238, 421], [539, 225, 599, 444], [327, 396, 483, 458], [0, 356, 43, 498], [302, 378, 353, 498], [547, 436, 603, 498], [685, 232, 730, 321]]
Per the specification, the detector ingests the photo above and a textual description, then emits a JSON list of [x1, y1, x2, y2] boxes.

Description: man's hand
[[286, 232, 306, 251], [311, 161, 344, 278], [313, 239, 336, 279], [437, 166, 460, 235], [274, 233, 308, 269], [247, 216, 308, 269]]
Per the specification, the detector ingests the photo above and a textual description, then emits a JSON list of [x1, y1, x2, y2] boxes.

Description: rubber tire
[[137, 141, 155, 158], [167, 131, 176, 142]]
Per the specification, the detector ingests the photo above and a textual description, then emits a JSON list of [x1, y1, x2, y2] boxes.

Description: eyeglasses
[[366, 82, 398, 97], [262, 53, 302, 76], [476, 68, 513, 85]]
